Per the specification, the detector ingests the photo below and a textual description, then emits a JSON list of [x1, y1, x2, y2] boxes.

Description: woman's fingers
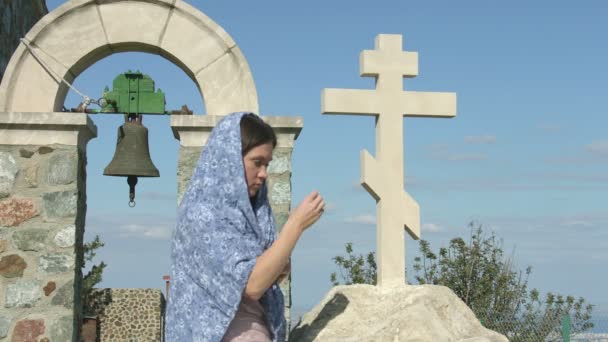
[[308, 190, 319, 202], [292, 190, 325, 232], [311, 192, 324, 213]]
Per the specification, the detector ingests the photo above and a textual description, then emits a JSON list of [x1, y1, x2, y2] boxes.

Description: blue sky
[[44, 0, 608, 318]]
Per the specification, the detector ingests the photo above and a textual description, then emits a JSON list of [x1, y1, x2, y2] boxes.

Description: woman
[[165, 112, 325, 341]]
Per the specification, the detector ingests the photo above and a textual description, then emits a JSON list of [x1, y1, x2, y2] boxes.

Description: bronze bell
[[104, 116, 160, 207]]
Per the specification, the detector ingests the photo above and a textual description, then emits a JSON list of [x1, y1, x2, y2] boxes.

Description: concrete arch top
[[0, 0, 258, 115]]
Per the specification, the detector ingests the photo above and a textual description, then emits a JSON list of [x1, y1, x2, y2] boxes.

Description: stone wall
[[266, 145, 294, 327], [0, 144, 87, 341], [0, 0, 48, 83], [88, 288, 165, 342]]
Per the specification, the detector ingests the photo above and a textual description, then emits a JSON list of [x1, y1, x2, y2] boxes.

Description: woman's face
[[243, 142, 273, 198]]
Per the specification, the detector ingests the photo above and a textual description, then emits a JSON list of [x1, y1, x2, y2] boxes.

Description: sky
[[43, 0, 608, 320]]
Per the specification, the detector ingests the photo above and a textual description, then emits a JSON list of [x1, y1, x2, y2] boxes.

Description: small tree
[[330, 222, 594, 340], [413, 222, 593, 340], [330, 242, 376, 286], [82, 235, 107, 315]]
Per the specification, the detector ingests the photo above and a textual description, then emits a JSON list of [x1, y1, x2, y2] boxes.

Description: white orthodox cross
[[322, 34, 457, 287]]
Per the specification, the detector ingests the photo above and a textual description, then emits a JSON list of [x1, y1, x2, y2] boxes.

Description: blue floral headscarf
[[165, 112, 285, 342]]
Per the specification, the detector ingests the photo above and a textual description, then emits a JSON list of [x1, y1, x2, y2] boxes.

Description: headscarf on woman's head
[[165, 112, 285, 342]]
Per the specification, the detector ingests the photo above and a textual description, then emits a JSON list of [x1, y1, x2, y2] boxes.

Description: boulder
[[290, 284, 507, 342]]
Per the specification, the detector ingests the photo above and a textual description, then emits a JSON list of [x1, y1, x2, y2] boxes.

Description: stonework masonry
[[0, 143, 88, 341], [0, 111, 96, 342], [88, 288, 166, 342]]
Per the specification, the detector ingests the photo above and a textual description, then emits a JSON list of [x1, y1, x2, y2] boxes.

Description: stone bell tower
[[0, 1, 300, 340]]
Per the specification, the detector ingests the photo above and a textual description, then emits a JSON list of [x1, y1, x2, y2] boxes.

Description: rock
[[0, 152, 18, 199], [54, 225, 75, 248], [19, 149, 35, 158], [51, 280, 73, 309], [50, 315, 72, 342], [44, 281, 56, 296], [0, 239, 6, 253], [273, 212, 289, 229], [39, 253, 74, 273], [24, 164, 39, 188], [46, 152, 77, 185], [0, 254, 27, 278], [289, 284, 508, 342], [12, 228, 47, 251], [0, 315, 10, 338], [12, 319, 45, 342], [270, 180, 290, 205], [38, 146, 54, 154], [5, 280, 41, 308], [43, 191, 77, 218], [0, 197, 38, 226], [268, 152, 291, 174]]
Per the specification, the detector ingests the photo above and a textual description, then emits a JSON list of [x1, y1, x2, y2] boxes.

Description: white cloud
[[585, 141, 608, 156], [538, 123, 562, 133], [425, 144, 487, 162], [545, 141, 608, 164], [559, 220, 594, 227], [537, 172, 608, 184], [138, 191, 175, 201], [119, 223, 172, 240], [447, 153, 487, 161], [324, 202, 338, 214], [86, 212, 175, 240], [464, 135, 496, 144], [345, 214, 376, 225], [544, 156, 605, 165], [476, 213, 608, 234], [422, 223, 444, 232], [426, 143, 449, 153]]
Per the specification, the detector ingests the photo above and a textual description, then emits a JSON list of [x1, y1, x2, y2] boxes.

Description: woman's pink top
[[222, 296, 271, 342]]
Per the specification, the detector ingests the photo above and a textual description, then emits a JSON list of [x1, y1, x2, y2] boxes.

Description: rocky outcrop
[[290, 284, 508, 342]]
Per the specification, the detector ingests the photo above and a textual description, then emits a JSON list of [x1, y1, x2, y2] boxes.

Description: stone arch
[[0, 0, 258, 115], [0, 2, 303, 338]]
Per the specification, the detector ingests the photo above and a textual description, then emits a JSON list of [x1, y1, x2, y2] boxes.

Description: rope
[[20, 37, 96, 108]]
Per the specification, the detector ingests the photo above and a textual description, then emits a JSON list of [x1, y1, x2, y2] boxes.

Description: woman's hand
[[288, 191, 325, 233], [245, 191, 324, 300]]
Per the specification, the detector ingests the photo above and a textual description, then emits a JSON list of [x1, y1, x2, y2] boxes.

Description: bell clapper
[[128, 175, 138, 207]]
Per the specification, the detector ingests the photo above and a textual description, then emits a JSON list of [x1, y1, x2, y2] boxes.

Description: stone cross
[[322, 34, 456, 287]]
